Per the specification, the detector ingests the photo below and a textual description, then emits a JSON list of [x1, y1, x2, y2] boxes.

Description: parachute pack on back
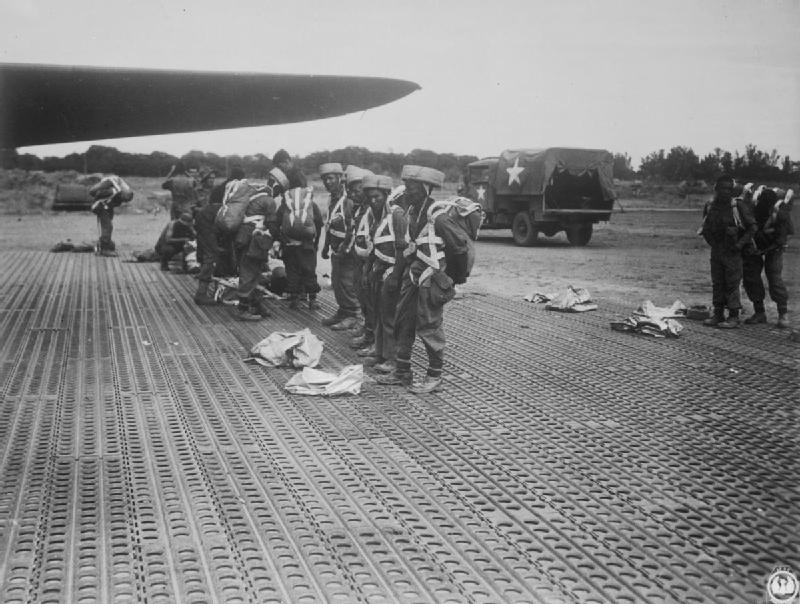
[[429, 197, 483, 283], [281, 187, 316, 241], [215, 179, 256, 234]]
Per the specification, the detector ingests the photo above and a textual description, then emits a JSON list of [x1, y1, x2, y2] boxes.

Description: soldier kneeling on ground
[[155, 213, 195, 272]]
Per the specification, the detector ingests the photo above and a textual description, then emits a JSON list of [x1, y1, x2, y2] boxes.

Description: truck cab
[[465, 148, 615, 246]]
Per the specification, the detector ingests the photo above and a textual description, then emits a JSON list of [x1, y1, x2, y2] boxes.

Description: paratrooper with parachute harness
[[378, 165, 479, 394]]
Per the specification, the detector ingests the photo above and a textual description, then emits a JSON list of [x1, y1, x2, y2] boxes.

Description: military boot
[[253, 297, 272, 317], [408, 376, 443, 394], [372, 360, 396, 375], [236, 298, 262, 322], [703, 309, 725, 327], [376, 369, 412, 387], [308, 295, 321, 311], [743, 311, 767, 324], [350, 333, 372, 349], [288, 295, 300, 310], [194, 281, 216, 306], [321, 311, 345, 326], [717, 312, 740, 329], [331, 316, 359, 331], [357, 343, 377, 357], [777, 313, 790, 329]]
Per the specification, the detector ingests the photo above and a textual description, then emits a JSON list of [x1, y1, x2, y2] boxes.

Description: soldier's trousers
[[196, 248, 218, 284], [196, 231, 219, 284], [374, 269, 400, 362], [237, 253, 263, 300], [394, 276, 446, 379], [710, 249, 743, 312], [96, 208, 114, 251], [283, 246, 320, 296], [355, 257, 375, 337], [742, 249, 788, 313], [156, 242, 183, 267], [331, 253, 359, 317]]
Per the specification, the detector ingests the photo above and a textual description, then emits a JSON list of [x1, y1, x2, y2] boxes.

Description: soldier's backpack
[[215, 179, 256, 234], [428, 197, 483, 283], [281, 187, 316, 241]]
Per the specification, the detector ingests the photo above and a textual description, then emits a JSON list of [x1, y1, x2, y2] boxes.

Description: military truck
[[463, 148, 615, 246]]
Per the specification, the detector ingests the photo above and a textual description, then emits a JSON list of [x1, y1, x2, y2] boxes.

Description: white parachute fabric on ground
[[248, 329, 323, 368], [524, 286, 597, 312], [610, 300, 686, 338], [284, 365, 364, 396]]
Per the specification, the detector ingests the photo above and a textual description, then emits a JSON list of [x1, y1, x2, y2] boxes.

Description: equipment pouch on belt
[[248, 230, 273, 260], [429, 271, 455, 306]]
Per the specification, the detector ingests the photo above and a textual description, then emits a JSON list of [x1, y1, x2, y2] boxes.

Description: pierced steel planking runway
[[0, 251, 797, 604]]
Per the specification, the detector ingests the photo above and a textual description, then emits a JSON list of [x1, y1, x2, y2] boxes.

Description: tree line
[[1, 146, 479, 183], [613, 144, 797, 182], [2, 143, 796, 183]]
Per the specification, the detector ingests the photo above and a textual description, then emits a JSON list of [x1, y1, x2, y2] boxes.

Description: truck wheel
[[566, 223, 593, 246], [512, 212, 537, 246]]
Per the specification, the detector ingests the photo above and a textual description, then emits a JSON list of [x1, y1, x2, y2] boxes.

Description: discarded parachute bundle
[[247, 329, 323, 368], [284, 365, 364, 397], [524, 286, 598, 312], [610, 300, 686, 338]]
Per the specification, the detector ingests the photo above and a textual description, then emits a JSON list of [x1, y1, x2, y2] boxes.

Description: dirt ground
[[2, 203, 798, 317]]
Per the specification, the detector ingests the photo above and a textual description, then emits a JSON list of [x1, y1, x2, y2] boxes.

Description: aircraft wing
[[0, 63, 420, 148]]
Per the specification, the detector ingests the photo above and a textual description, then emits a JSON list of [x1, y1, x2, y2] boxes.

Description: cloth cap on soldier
[[178, 212, 193, 225], [319, 162, 344, 176], [401, 165, 445, 188], [362, 174, 393, 191], [345, 166, 369, 184]]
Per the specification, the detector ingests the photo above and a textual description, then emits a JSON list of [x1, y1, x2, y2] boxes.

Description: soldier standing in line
[[378, 166, 469, 393], [323, 166, 369, 331], [319, 163, 354, 325], [700, 175, 756, 329], [742, 187, 793, 328], [363, 179, 408, 374], [351, 174, 395, 360], [348, 168, 376, 338], [162, 161, 200, 220]]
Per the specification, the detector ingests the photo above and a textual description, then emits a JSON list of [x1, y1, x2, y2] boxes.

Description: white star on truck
[[506, 157, 525, 186]]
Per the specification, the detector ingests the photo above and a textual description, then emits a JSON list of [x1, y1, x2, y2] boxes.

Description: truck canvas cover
[[494, 148, 615, 200]]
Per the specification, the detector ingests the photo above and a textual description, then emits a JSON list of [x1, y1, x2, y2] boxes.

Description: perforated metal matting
[[0, 251, 797, 604]]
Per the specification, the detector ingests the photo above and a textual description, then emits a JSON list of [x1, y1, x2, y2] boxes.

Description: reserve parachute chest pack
[[216, 179, 256, 233], [281, 187, 316, 241]]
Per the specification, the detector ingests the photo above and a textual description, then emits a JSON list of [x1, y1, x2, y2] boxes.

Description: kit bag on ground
[[281, 187, 316, 241], [215, 179, 256, 234]]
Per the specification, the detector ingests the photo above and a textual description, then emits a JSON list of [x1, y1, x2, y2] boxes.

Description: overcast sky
[[2, 0, 799, 166]]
